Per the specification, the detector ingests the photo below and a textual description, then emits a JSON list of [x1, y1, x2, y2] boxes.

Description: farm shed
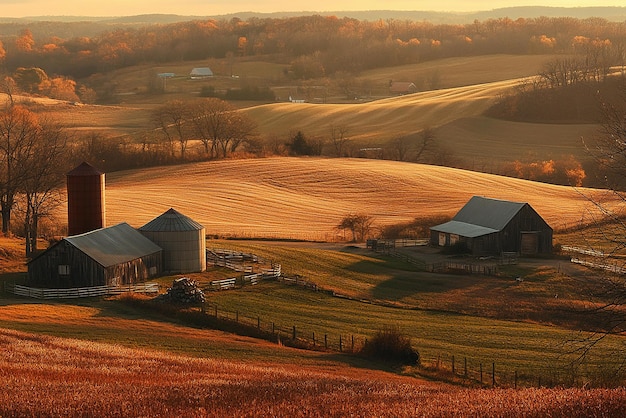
[[389, 81, 417, 95], [190, 67, 213, 79], [27, 223, 162, 288], [430, 196, 553, 256], [139, 208, 206, 274]]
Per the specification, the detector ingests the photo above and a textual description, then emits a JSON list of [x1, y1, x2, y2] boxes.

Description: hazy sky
[[0, 1, 624, 18]]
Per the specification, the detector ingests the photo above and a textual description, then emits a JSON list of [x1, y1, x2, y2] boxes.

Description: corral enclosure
[[50, 157, 619, 240]]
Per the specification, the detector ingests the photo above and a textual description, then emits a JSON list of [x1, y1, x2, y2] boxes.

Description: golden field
[[1, 327, 625, 417], [51, 157, 617, 239]]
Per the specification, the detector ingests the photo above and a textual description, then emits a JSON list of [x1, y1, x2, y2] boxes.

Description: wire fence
[[197, 299, 594, 388]]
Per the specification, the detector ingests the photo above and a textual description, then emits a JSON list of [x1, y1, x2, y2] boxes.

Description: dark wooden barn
[[27, 223, 163, 288], [430, 196, 553, 256]]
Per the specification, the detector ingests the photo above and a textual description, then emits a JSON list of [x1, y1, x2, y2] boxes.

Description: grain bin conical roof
[[139, 208, 204, 232], [67, 161, 104, 176]]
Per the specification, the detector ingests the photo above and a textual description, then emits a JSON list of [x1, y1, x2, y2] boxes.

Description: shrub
[[359, 326, 419, 366]]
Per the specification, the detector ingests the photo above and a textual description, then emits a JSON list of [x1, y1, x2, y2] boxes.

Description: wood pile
[[160, 277, 205, 304]]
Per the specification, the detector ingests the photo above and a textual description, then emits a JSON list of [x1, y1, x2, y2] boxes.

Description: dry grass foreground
[[1, 327, 625, 417], [56, 157, 618, 240]]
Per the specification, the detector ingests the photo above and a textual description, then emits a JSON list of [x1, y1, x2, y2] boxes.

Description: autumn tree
[[13, 67, 48, 94], [39, 77, 79, 102]]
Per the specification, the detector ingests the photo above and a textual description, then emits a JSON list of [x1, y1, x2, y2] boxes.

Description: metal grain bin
[[139, 208, 206, 273]]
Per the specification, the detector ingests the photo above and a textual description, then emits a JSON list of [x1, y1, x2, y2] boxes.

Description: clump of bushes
[[360, 326, 419, 366]]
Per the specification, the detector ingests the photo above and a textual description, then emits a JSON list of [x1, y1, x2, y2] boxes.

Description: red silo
[[67, 162, 106, 236]]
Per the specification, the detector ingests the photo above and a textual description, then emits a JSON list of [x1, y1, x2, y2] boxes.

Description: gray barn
[[27, 223, 163, 288], [430, 196, 553, 256]]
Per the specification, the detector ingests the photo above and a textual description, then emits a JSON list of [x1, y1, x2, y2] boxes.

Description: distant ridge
[[3, 7, 625, 25]]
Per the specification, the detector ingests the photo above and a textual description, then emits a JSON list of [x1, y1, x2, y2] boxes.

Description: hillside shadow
[[370, 269, 489, 303], [342, 258, 489, 303]]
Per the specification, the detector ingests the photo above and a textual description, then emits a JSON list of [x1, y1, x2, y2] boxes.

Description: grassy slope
[[53, 157, 615, 239]]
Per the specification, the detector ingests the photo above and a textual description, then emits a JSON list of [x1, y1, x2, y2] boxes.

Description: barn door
[[520, 232, 539, 254]]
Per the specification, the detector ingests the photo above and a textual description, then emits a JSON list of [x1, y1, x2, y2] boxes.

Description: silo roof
[[67, 161, 104, 176], [65, 222, 162, 268], [139, 208, 205, 232]]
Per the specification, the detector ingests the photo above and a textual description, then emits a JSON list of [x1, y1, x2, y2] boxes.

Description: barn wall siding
[[27, 241, 162, 288]]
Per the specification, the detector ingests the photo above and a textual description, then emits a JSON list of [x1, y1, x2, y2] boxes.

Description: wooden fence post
[[312, 332, 316, 347], [339, 335, 343, 352], [480, 363, 483, 383], [292, 326, 296, 340], [492, 362, 496, 387], [351, 335, 354, 352], [464, 357, 467, 377], [325, 334, 328, 349], [257, 316, 260, 329], [515, 370, 518, 389], [452, 355, 455, 375], [272, 322, 275, 334], [214, 305, 218, 317], [236, 311, 239, 323]]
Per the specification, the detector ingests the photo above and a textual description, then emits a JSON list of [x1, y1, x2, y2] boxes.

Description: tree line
[[1, 15, 625, 89]]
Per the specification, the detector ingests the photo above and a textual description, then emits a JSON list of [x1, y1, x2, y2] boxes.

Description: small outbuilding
[[190, 67, 213, 79], [430, 196, 553, 256], [389, 81, 417, 95], [27, 223, 163, 288], [139, 208, 206, 274]]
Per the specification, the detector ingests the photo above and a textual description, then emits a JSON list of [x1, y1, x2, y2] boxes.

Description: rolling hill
[[53, 157, 616, 240], [242, 78, 528, 143]]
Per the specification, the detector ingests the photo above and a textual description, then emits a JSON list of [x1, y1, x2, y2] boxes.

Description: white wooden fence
[[209, 265, 281, 291], [8, 283, 160, 300]]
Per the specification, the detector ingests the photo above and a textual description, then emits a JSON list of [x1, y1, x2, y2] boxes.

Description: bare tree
[[19, 120, 67, 255], [337, 213, 374, 242], [414, 127, 436, 162], [577, 82, 626, 370], [0, 105, 39, 235], [330, 124, 350, 157], [152, 99, 191, 159], [187, 97, 257, 158]]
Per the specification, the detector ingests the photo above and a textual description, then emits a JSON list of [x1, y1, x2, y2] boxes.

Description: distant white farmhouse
[[190, 67, 213, 79]]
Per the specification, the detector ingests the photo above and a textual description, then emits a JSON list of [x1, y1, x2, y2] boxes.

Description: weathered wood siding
[[27, 241, 162, 288]]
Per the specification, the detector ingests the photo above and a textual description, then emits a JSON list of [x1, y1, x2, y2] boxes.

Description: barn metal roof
[[64, 222, 162, 268], [139, 208, 204, 232], [430, 220, 499, 238], [190, 67, 213, 77], [431, 196, 527, 237], [453, 196, 526, 230]]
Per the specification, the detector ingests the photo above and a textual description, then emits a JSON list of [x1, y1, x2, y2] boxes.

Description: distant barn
[[389, 81, 417, 95], [190, 67, 213, 79], [430, 196, 553, 256], [27, 223, 162, 288]]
